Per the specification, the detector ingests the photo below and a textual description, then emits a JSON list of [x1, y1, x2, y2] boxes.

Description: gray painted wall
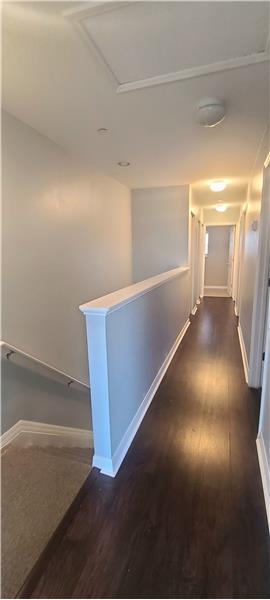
[[2, 111, 132, 386], [84, 268, 190, 465], [132, 186, 189, 283], [204, 226, 230, 287], [1, 349, 92, 434]]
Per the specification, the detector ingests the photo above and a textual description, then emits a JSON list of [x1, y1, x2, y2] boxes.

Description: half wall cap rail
[[79, 266, 189, 316]]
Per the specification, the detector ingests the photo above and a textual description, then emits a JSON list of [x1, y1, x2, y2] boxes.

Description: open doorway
[[204, 225, 236, 297], [190, 212, 201, 314]]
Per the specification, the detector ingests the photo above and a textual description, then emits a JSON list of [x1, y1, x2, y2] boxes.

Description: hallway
[[19, 299, 270, 599]]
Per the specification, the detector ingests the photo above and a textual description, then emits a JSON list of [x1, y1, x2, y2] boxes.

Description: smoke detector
[[197, 98, 226, 127]]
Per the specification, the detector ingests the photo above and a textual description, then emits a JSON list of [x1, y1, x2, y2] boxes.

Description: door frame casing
[[190, 212, 197, 313], [227, 225, 236, 297], [190, 211, 202, 314], [249, 160, 270, 388], [234, 207, 247, 316], [232, 220, 240, 303], [203, 223, 238, 297], [198, 221, 205, 300]]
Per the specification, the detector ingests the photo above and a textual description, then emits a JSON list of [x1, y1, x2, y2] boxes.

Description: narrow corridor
[[19, 299, 270, 599]]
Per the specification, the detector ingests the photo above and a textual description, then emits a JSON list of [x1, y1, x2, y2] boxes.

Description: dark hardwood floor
[[18, 298, 270, 599]]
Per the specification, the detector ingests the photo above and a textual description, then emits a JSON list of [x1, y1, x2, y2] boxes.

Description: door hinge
[[262, 352, 265, 361], [268, 277, 270, 287]]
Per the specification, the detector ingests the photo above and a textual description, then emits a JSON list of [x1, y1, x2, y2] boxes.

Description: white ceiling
[[2, 1, 269, 204], [191, 178, 248, 208], [82, 1, 268, 84]]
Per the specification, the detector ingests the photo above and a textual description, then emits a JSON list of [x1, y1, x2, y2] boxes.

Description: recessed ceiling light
[[210, 181, 227, 192], [118, 161, 130, 167], [97, 128, 109, 134], [215, 204, 227, 213]]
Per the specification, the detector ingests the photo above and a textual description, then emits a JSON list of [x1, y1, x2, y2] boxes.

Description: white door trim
[[227, 225, 236, 297], [256, 272, 270, 531], [237, 323, 249, 383], [203, 224, 232, 294], [249, 160, 270, 388], [200, 224, 206, 298], [190, 212, 196, 314], [232, 221, 240, 302], [235, 206, 247, 317], [256, 435, 270, 532]]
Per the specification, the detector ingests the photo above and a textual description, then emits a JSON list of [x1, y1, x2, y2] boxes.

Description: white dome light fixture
[[97, 127, 109, 134], [210, 180, 227, 192], [197, 97, 226, 127], [215, 203, 227, 213]]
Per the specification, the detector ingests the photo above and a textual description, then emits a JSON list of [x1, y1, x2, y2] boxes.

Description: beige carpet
[[1, 445, 92, 599]]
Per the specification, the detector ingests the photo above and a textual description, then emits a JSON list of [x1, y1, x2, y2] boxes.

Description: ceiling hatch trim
[[64, 1, 270, 95], [117, 52, 269, 94]]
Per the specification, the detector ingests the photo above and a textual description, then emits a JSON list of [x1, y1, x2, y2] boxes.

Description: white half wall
[[2, 111, 132, 385], [80, 267, 190, 476], [132, 185, 189, 282]]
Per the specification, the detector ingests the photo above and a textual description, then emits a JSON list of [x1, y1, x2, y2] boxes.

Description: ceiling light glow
[[215, 204, 227, 213], [210, 181, 227, 192]]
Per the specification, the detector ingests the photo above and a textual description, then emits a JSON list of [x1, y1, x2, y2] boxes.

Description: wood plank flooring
[[18, 298, 270, 599]]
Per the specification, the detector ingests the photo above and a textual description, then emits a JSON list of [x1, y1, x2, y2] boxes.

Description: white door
[[261, 259, 270, 383], [258, 265, 270, 526], [235, 209, 246, 315], [259, 163, 270, 385], [200, 224, 206, 298], [190, 213, 196, 312], [190, 214, 200, 314], [194, 219, 201, 304], [227, 226, 235, 297]]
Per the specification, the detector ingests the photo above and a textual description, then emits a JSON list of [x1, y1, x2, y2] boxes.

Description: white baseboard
[[237, 323, 249, 384], [191, 304, 198, 315], [1, 420, 93, 450], [203, 286, 229, 298], [234, 302, 239, 317], [204, 286, 227, 290], [93, 318, 191, 477], [256, 435, 270, 533]]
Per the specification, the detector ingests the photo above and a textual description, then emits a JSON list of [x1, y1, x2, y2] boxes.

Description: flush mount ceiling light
[[215, 203, 227, 213], [197, 97, 226, 127], [97, 128, 109, 134], [210, 180, 227, 192], [118, 161, 130, 167]]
